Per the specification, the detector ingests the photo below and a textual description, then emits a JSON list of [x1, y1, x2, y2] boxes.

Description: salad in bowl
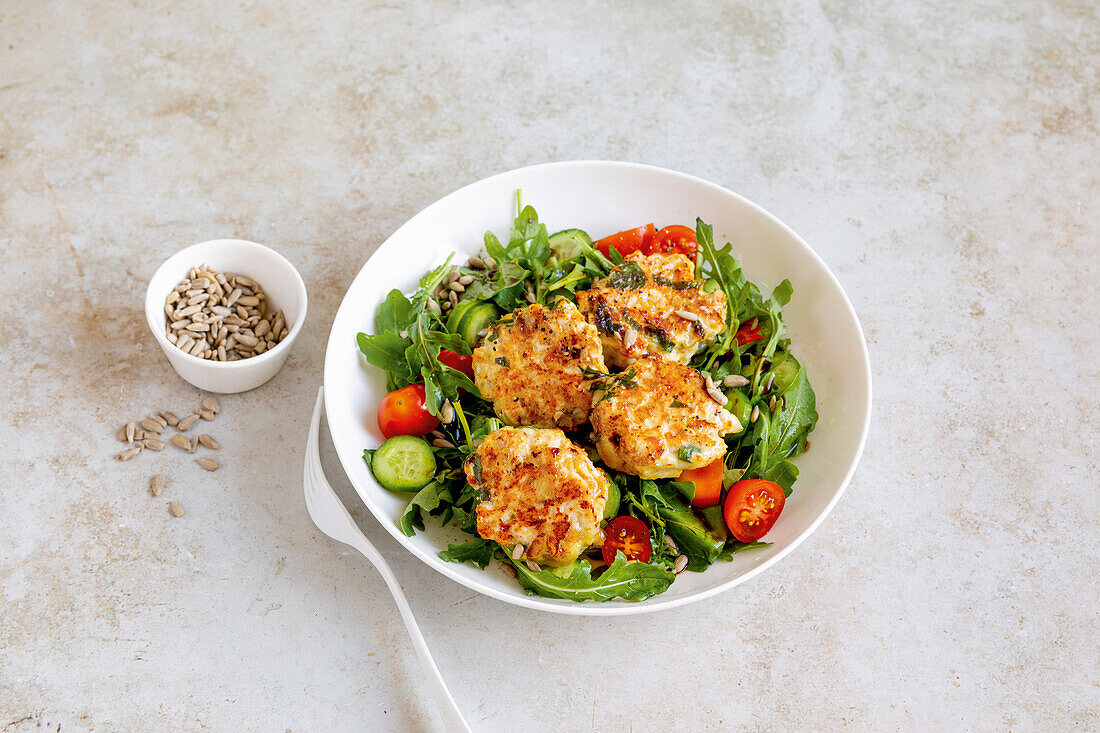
[[356, 196, 817, 603]]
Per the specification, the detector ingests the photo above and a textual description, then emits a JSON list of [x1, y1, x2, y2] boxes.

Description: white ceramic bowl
[[145, 239, 308, 394], [324, 161, 871, 615]]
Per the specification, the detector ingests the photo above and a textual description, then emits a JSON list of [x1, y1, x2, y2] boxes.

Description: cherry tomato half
[[679, 456, 725, 509], [437, 349, 474, 379], [735, 319, 765, 346], [649, 225, 698, 256], [377, 383, 439, 438], [601, 515, 653, 565], [723, 479, 785, 543], [594, 223, 656, 258]]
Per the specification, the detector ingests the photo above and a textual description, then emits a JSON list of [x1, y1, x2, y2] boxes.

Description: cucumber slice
[[445, 298, 478, 333], [548, 228, 592, 264], [459, 301, 500, 348], [603, 481, 621, 520], [370, 436, 436, 492]]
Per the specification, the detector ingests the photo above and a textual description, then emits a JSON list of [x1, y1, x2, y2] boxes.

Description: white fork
[[303, 386, 471, 733]]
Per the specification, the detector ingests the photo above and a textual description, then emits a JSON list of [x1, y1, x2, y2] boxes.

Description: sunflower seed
[[525, 560, 541, 573], [706, 385, 728, 405], [501, 562, 517, 578], [176, 414, 199, 432], [149, 474, 164, 496], [195, 457, 218, 471], [198, 434, 220, 450], [448, 290, 458, 305], [133, 429, 147, 440], [159, 411, 179, 427], [431, 438, 455, 449], [142, 438, 165, 451], [226, 288, 243, 306], [458, 275, 474, 285], [201, 396, 220, 414], [170, 434, 191, 450], [723, 374, 750, 388], [198, 409, 215, 421], [477, 328, 488, 338], [511, 544, 525, 560], [125, 421, 136, 443], [166, 290, 181, 305], [116, 424, 128, 442], [254, 319, 270, 337], [673, 555, 689, 574], [115, 446, 142, 461], [440, 400, 455, 424], [236, 333, 259, 347], [189, 436, 199, 453], [623, 327, 638, 349], [769, 395, 777, 411], [751, 405, 760, 423], [764, 373, 775, 393], [237, 295, 260, 306], [467, 255, 485, 269], [168, 501, 184, 517], [427, 298, 441, 315], [483, 256, 497, 269], [448, 281, 465, 293], [177, 304, 202, 317], [149, 413, 167, 428], [674, 310, 700, 322], [187, 340, 205, 356], [185, 321, 210, 332], [140, 418, 165, 434]]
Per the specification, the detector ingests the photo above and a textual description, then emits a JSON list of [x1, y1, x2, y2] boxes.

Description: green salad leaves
[[357, 201, 818, 603]]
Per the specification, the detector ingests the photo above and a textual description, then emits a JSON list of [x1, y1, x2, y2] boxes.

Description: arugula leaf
[[746, 356, 817, 494], [357, 331, 415, 388], [657, 492, 728, 571], [397, 481, 448, 537], [375, 289, 413, 334], [510, 554, 674, 602], [717, 540, 772, 562], [439, 538, 498, 568]]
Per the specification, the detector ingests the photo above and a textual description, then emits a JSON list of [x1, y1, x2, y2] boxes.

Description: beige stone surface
[[1, 1, 1097, 731]]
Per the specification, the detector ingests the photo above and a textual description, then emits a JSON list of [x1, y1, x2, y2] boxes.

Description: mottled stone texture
[[0, 1, 1096, 731]]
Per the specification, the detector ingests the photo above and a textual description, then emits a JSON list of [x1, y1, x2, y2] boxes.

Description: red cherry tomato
[[735, 319, 765, 346], [377, 383, 439, 438], [437, 349, 474, 379], [649, 225, 698, 256], [601, 516, 653, 565], [679, 456, 725, 509], [594, 223, 656, 257], [723, 479, 785, 542]]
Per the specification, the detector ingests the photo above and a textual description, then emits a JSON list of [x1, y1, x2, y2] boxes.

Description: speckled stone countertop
[[1, 2, 1096, 731]]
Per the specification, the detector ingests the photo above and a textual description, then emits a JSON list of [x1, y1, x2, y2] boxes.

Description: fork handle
[[310, 387, 471, 733]]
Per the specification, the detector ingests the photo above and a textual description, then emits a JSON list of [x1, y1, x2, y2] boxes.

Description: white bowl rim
[[324, 160, 873, 616], [144, 238, 309, 370]]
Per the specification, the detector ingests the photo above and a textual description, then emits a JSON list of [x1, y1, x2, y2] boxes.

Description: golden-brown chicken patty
[[473, 300, 606, 429], [576, 252, 727, 368], [590, 355, 741, 479], [464, 427, 608, 566]]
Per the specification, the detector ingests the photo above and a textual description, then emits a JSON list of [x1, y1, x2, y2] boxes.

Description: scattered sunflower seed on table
[[164, 264, 290, 361]]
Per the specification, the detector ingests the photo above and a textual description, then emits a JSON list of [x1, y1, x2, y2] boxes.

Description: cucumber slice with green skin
[[459, 301, 500, 348], [370, 436, 437, 492], [445, 298, 478, 333], [548, 228, 592, 264], [603, 481, 621, 520]]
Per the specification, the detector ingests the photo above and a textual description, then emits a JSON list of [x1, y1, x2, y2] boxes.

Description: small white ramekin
[[145, 239, 308, 393]]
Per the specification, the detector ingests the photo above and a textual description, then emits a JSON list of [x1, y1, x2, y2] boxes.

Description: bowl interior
[[145, 239, 307, 362], [324, 162, 871, 615]]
